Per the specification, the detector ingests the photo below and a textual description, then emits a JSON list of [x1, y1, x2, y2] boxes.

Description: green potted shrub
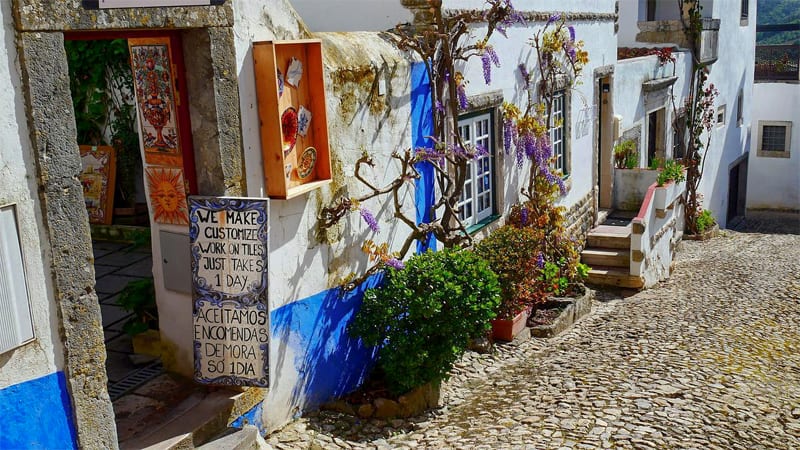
[[349, 248, 500, 396], [116, 278, 160, 356], [475, 224, 542, 341]]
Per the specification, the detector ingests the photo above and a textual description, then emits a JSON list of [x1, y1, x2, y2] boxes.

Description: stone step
[[120, 389, 262, 450], [586, 266, 643, 289], [198, 426, 271, 450], [587, 225, 631, 249], [581, 248, 630, 268]]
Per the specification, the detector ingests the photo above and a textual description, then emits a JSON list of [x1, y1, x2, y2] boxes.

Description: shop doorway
[[63, 31, 199, 441]]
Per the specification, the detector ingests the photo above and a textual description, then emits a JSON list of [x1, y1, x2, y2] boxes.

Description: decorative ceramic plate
[[281, 107, 298, 156], [277, 69, 284, 97], [286, 57, 303, 87], [298, 106, 312, 137], [297, 146, 317, 179]]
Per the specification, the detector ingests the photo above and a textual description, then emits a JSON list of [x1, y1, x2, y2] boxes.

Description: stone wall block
[[12, 0, 233, 32], [208, 27, 245, 196], [17, 31, 118, 449]]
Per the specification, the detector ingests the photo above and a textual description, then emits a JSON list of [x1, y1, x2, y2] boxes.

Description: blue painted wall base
[[0, 371, 78, 450]]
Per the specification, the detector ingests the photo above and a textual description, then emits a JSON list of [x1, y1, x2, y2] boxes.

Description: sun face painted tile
[[146, 166, 189, 225]]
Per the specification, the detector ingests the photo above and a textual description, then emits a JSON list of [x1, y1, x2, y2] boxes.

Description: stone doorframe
[[593, 65, 615, 220], [12, 2, 245, 448]]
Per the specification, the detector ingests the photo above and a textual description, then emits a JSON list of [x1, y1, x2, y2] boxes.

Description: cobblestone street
[[269, 213, 800, 449]]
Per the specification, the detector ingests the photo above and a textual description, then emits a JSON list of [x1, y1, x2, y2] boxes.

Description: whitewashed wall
[[696, 0, 755, 227], [232, 0, 420, 432], [290, 0, 411, 31], [613, 51, 692, 164], [227, 0, 624, 433], [747, 82, 800, 210], [616, 0, 756, 227], [454, 0, 618, 212], [0, 0, 65, 388]]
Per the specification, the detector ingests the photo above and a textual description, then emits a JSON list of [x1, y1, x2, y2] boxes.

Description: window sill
[[757, 150, 791, 158], [466, 214, 501, 234]]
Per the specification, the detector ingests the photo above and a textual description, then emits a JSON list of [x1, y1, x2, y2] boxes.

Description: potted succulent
[[614, 139, 639, 169], [475, 225, 541, 341]]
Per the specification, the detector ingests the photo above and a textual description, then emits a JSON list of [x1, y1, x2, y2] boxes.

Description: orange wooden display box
[[252, 39, 332, 199]]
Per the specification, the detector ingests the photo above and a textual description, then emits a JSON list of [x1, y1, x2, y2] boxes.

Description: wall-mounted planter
[[653, 180, 685, 211], [530, 288, 593, 338], [253, 39, 332, 199]]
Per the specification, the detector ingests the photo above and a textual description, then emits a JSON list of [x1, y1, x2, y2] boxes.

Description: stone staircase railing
[[630, 180, 686, 288]]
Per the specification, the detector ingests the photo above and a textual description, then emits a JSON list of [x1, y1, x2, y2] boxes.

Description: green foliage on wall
[[64, 39, 141, 207]]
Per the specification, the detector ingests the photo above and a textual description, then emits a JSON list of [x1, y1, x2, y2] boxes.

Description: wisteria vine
[[319, 0, 522, 290], [501, 14, 588, 210]]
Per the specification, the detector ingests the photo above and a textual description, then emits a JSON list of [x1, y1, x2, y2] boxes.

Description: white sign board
[[189, 197, 269, 387]]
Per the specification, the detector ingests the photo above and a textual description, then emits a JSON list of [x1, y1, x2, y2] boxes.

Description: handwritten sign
[[189, 197, 269, 387]]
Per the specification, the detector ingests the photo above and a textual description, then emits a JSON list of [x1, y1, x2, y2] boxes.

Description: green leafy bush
[[696, 209, 716, 233], [657, 159, 686, 186], [475, 224, 541, 318], [349, 248, 500, 395], [116, 278, 158, 336]]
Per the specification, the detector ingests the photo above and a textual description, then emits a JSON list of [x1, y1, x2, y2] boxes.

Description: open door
[[597, 75, 614, 212]]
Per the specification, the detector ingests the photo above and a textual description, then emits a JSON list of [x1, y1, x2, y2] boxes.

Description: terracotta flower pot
[[491, 309, 528, 342]]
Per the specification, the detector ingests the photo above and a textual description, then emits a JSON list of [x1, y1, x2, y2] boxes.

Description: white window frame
[[716, 105, 726, 128], [550, 90, 568, 176], [457, 112, 496, 228], [0, 204, 35, 354], [757, 120, 792, 158]]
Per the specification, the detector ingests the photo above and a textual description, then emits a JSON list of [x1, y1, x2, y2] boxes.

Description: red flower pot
[[491, 309, 528, 342]]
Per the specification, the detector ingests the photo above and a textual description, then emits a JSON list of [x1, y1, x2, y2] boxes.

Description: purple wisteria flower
[[481, 53, 492, 84], [475, 143, 489, 158], [547, 13, 561, 24], [457, 83, 468, 110], [481, 46, 500, 85], [435, 100, 445, 112], [385, 258, 405, 270], [520, 207, 529, 226], [568, 25, 576, 42], [359, 207, 380, 233], [503, 118, 515, 153], [536, 252, 545, 269], [415, 146, 446, 166]]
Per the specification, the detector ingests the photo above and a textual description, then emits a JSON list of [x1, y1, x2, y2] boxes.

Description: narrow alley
[[269, 212, 800, 449]]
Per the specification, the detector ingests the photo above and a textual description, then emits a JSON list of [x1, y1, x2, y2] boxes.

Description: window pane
[[762, 125, 787, 151]]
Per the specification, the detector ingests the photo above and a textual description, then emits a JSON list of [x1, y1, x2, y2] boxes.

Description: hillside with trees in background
[[757, 0, 800, 44]]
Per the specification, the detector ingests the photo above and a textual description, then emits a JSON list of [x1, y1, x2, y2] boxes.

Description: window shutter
[[0, 205, 35, 353]]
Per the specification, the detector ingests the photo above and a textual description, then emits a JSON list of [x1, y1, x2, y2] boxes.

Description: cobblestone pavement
[[269, 213, 800, 449]]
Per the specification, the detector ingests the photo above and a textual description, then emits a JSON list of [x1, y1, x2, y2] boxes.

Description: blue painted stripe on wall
[[0, 371, 77, 450], [267, 274, 383, 415], [411, 61, 436, 253]]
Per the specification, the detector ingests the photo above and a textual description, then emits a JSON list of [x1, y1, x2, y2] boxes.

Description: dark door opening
[[727, 157, 748, 223]]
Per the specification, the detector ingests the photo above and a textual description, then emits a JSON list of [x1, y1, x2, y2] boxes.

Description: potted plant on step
[[476, 225, 542, 341], [116, 278, 160, 357]]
